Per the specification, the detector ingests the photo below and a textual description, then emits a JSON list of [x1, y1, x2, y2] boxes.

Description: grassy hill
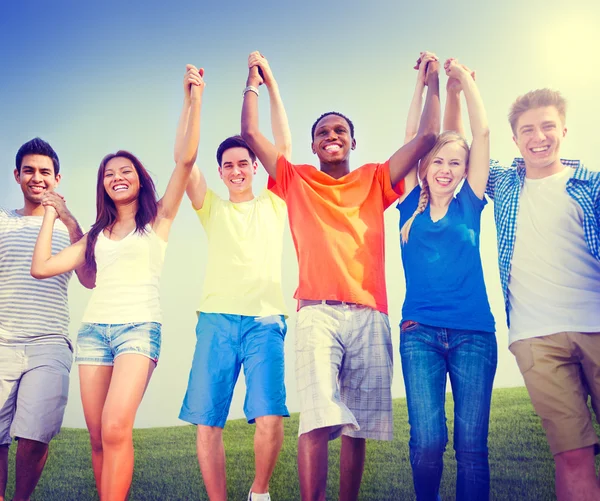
[[5, 387, 599, 500]]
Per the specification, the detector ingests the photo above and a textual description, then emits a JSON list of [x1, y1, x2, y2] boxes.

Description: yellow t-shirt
[[196, 188, 288, 317]]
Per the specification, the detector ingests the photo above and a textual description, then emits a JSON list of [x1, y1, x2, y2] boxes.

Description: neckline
[[101, 227, 138, 242]]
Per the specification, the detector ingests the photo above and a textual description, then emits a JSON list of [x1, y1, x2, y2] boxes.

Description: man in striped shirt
[[0, 138, 91, 501]]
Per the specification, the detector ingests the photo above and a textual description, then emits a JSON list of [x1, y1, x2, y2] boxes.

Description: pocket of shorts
[[400, 320, 420, 333], [509, 339, 535, 374]]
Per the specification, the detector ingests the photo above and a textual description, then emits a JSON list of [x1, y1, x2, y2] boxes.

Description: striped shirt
[[486, 158, 600, 325], [0, 207, 72, 346]]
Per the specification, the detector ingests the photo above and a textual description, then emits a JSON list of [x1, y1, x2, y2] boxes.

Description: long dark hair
[[84, 151, 158, 274]]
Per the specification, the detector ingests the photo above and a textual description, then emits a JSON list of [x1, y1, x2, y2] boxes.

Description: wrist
[[243, 85, 260, 98]]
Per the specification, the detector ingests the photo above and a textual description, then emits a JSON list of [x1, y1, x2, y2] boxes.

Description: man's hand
[[184, 64, 205, 101], [414, 51, 438, 86], [41, 192, 69, 220], [444, 58, 475, 92], [248, 51, 276, 88]]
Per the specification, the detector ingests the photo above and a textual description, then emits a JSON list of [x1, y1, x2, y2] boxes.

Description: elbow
[[30, 266, 47, 280], [240, 127, 258, 147], [474, 126, 490, 141], [419, 131, 438, 152]]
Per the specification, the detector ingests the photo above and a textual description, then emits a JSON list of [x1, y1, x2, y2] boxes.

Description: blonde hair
[[509, 89, 566, 135], [400, 131, 469, 243]]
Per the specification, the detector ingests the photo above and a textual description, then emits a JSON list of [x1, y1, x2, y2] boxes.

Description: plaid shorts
[[295, 302, 393, 441]]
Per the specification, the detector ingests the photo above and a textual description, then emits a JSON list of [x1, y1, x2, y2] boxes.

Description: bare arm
[[442, 67, 475, 135], [38, 192, 95, 287], [399, 52, 437, 202], [155, 65, 204, 236], [31, 207, 87, 279], [241, 66, 280, 179], [445, 59, 489, 198], [389, 60, 441, 186], [248, 51, 292, 160]]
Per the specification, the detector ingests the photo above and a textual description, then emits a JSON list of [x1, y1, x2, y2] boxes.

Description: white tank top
[[82, 226, 167, 324]]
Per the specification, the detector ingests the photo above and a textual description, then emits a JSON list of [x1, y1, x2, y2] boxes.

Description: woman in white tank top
[[31, 65, 205, 501]]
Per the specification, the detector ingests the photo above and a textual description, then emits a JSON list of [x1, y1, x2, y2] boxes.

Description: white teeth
[[30, 186, 44, 192], [325, 144, 341, 152], [230, 178, 244, 184], [531, 146, 549, 152], [113, 185, 128, 191]]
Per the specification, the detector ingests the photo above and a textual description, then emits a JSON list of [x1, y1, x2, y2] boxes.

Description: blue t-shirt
[[397, 181, 495, 333]]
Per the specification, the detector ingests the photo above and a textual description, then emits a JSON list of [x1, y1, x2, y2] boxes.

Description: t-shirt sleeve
[[195, 188, 216, 229], [268, 154, 297, 200], [264, 187, 287, 218], [458, 179, 487, 213], [376, 161, 405, 208], [396, 185, 421, 226]]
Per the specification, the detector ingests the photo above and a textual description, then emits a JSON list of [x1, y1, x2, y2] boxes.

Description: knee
[[16, 438, 48, 458], [410, 435, 446, 464], [101, 418, 131, 447], [555, 446, 596, 471], [88, 431, 103, 453], [255, 416, 283, 439], [196, 425, 222, 447]]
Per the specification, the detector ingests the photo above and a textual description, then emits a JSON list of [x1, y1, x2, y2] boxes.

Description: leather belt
[[299, 299, 358, 308]]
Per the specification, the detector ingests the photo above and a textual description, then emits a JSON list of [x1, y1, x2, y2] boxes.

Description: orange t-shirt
[[271, 154, 404, 314]]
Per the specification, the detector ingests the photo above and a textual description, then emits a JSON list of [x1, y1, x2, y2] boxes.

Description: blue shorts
[[75, 322, 161, 365], [179, 313, 288, 427]]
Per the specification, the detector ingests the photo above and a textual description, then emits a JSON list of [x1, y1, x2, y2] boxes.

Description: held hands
[[183, 64, 205, 101], [444, 58, 475, 94], [247, 51, 275, 88], [41, 192, 69, 220], [414, 51, 439, 86]]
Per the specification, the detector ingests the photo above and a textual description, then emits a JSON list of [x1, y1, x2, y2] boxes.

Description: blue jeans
[[400, 321, 497, 501]]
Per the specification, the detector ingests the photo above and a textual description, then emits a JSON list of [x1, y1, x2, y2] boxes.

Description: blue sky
[[1, 0, 599, 427]]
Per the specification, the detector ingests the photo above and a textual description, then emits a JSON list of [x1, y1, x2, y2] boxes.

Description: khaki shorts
[[510, 331, 600, 455]]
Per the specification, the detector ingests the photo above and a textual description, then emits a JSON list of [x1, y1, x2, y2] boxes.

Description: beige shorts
[[510, 331, 600, 455]]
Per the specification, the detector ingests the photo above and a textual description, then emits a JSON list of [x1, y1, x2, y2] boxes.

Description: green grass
[[5, 387, 600, 500]]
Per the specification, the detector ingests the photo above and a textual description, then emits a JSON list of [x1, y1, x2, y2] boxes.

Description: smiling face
[[14, 154, 61, 206], [423, 140, 468, 198], [102, 156, 140, 203], [311, 114, 356, 165], [513, 105, 567, 176], [219, 146, 257, 200]]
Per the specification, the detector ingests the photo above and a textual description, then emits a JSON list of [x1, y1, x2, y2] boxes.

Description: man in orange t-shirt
[[242, 59, 440, 500]]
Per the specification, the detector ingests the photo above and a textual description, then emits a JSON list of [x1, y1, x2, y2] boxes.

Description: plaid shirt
[[486, 158, 600, 325]]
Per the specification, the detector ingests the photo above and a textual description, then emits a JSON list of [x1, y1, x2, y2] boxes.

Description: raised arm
[[444, 59, 489, 198], [175, 67, 208, 210], [399, 52, 437, 202], [31, 204, 87, 280], [248, 51, 292, 161], [443, 66, 475, 135], [155, 65, 204, 235], [241, 65, 280, 179], [389, 59, 441, 186]]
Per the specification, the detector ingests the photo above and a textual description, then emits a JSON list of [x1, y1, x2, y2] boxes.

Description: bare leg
[[100, 354, 154, 501], [13, 438, 48, 501], [196, 425, 226, 501], [298, 427, 333, 501], [251, 415, 283, 494], [0, 444, 8, 501], [79, 365, 113, 496], [339, 436, 365, 501], [555, 446, 600, 501]]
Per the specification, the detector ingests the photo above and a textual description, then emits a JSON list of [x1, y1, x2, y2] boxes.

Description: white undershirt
[[508, 167, 600, 344]]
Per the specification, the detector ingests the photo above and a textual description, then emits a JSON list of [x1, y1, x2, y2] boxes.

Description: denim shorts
[[179, 313, 288, 428], [75, 322, 161, 365]]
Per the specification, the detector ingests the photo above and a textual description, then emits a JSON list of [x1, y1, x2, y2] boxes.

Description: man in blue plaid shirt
[[448, 87, 600, 501]]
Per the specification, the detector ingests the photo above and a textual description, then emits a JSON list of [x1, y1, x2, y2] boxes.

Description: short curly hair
[[311, 112, 355, 140]]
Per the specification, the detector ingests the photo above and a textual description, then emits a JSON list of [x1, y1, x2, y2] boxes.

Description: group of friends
[[0, 50, 598, 501]]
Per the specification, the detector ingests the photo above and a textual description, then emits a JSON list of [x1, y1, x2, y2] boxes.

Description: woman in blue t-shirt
[[398, 54, 497, 501]]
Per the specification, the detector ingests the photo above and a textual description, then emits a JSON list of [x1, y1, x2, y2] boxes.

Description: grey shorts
[[0, 343, 72, 445], [295, 303, 393, 441]]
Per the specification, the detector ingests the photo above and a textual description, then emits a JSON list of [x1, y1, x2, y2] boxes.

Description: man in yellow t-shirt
[[178, 52, 291, 501]]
